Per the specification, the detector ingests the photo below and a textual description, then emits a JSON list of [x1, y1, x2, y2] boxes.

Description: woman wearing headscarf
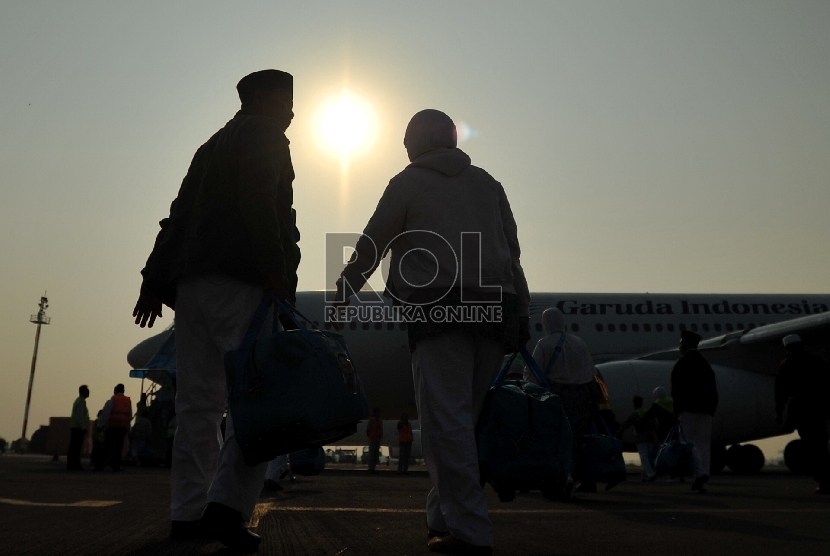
[[525, 308, 602, 492]]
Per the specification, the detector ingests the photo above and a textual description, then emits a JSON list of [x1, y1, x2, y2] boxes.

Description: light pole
[[21, 294, 50, 444]]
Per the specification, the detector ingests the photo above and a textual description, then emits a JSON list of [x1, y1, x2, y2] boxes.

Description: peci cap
[[237, 70, 293, 100], [782, 334, 802, 347], [680, 329, 702, 345]]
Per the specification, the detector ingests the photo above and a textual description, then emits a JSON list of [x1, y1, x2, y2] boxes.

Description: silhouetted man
[[97, 383, 132, 472], [776, 334, 830, 494], [132, 70, 300, 551], [335, 109, 529, 555], [67, 385, 89, 470], [671, 330, 718, 493]]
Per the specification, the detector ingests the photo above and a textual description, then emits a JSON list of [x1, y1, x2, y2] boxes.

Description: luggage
[[655, 423, 697, 477], [476, 348, 573, 502], [225, 294, 370, 466], [576, 414, 627, 486], [290, 447, 326, 476]]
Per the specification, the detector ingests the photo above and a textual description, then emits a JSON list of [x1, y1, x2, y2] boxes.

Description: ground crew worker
[[525, 308, 603, 494], [671, 330, 718, 493], [397, 413, 414, 474], [67, 385, 89, 471], [367, 408, 384, 474], [96, 384, 132, 472], [335, 109, 530, 555], [775, 334, 830, 494], [132, 70, 300, 551], [618, 396, 657, 481]]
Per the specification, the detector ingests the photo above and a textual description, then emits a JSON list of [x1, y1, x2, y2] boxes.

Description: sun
[[316, 92, 376, 160]]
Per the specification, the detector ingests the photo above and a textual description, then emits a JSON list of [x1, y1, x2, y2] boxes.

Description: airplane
[[128, 292, 830, 473]]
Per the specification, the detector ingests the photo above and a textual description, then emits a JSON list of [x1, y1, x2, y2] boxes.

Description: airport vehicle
[[128, 292, 830, 474]]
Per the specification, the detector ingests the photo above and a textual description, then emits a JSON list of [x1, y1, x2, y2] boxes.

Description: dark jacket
[[671, 349, 719, 415], [141, 110, 300, 308], [775, 350, 830, 424]]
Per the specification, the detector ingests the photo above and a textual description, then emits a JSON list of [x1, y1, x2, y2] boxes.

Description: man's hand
[[133, 286, 163, 328]]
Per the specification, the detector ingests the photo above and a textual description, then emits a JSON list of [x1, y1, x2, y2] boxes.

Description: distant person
[[67, 385, 90, 471], [642, 386, 675, 444], [397, 413, 414, 474], [132, 70, 300, 551], [334, 109, 530, 555], [136, 392, 149, 421], [96, 384, 132, 472], [90, 410, 105, 470], [671, 330, 718, 493], [775, 334, 830, 494], [617, 396, 657, 481], [525, 308, 602, 494], [367, 408, 384, 474], [130, 410, 153, 464]]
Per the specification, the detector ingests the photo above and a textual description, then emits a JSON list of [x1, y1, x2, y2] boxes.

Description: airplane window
[[632, 323, 639, 332], [747, 323, 755, 330], [655, 323, 662, 332], [713, 324, 721, 332], [608, 324, 616, 332], [387, 322, 395, 330], [679, 323, 686, 331], [644, 323, 651, 332], [690, 324, 698, 332], [702, 324, 709, 332], [596, 324, 604, 332], [374, 322, 383, 330], [362, 322, 370, 330], [725, 323, 733, 332], [620, 324, 627, 332], [736, 323, 745, 330], [667, 324, 674, 332], [400, 322, 407, 330], [535, 323, 543, 332], [349, 321, 357, 330], [572, 323, 580, 332]]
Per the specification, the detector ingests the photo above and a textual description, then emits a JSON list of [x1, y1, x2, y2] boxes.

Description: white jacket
[[340, 147, 530, 317]]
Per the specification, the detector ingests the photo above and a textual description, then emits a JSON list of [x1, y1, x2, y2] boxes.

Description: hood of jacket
[[406, 147, 471, 177]]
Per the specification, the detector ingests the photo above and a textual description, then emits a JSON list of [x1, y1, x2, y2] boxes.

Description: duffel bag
[[576, 414, 627, 487], [477, 348, 573, 502], [225, 293, 370, 466], [655, 423, 696, 477], [290, 447, 326, 476]]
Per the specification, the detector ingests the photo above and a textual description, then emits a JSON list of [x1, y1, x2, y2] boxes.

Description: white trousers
[[637, 442, 656, 478], [265, 455, 289, 482], [679, 413, 713, 477], [172, 274, 273, 521], [412, 331, 503, 548]]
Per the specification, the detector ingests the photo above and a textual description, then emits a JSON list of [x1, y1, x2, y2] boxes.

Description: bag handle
[[492, 348, 553, 390], [543, 332, 568, 376]]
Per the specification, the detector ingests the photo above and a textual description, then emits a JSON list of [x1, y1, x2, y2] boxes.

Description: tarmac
[[1, 455, 829, 556]]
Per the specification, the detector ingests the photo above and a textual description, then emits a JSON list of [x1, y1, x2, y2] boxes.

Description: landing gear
[[784, 439, 811, 475], [726, 444, 765, 474], [710, 444, 727, 475]]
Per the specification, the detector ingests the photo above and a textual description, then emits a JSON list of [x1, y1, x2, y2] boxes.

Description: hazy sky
[[1, 1, 828, 451]]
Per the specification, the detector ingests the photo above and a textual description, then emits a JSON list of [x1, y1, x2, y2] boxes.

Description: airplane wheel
[[784, 439, 811, 475], [710, 444, 727, 475], [726, 444, 765, 474]]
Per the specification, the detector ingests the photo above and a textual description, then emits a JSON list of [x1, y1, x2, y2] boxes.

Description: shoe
[[692, 475, 709, 492], [428, 528, 448, 540], [576, 481, 597, 493], [200, 502, 261, 552], [427, 534, 492, 555], [170, 520, 203, 540], [264, 479, 283, 491], [560, 479, 576, 502]]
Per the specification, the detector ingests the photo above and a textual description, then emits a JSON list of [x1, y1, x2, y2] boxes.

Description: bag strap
[[543, 332, 568, 376], [492, 348, 553, 390]]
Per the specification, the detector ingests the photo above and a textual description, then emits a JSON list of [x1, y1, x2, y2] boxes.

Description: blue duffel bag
[[655, 423, 696, 477], [576, 414, 627, 487], [290, 447, 326, 476], [476, 348, 573, 502], [225, 294, 370, 466]]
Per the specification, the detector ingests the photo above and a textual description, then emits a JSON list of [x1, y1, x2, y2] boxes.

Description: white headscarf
[[542, 308, 566, 334]]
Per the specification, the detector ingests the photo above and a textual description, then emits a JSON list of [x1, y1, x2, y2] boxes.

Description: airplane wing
[[129, 325, 176, 385], [739, 311, 830, 345]]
